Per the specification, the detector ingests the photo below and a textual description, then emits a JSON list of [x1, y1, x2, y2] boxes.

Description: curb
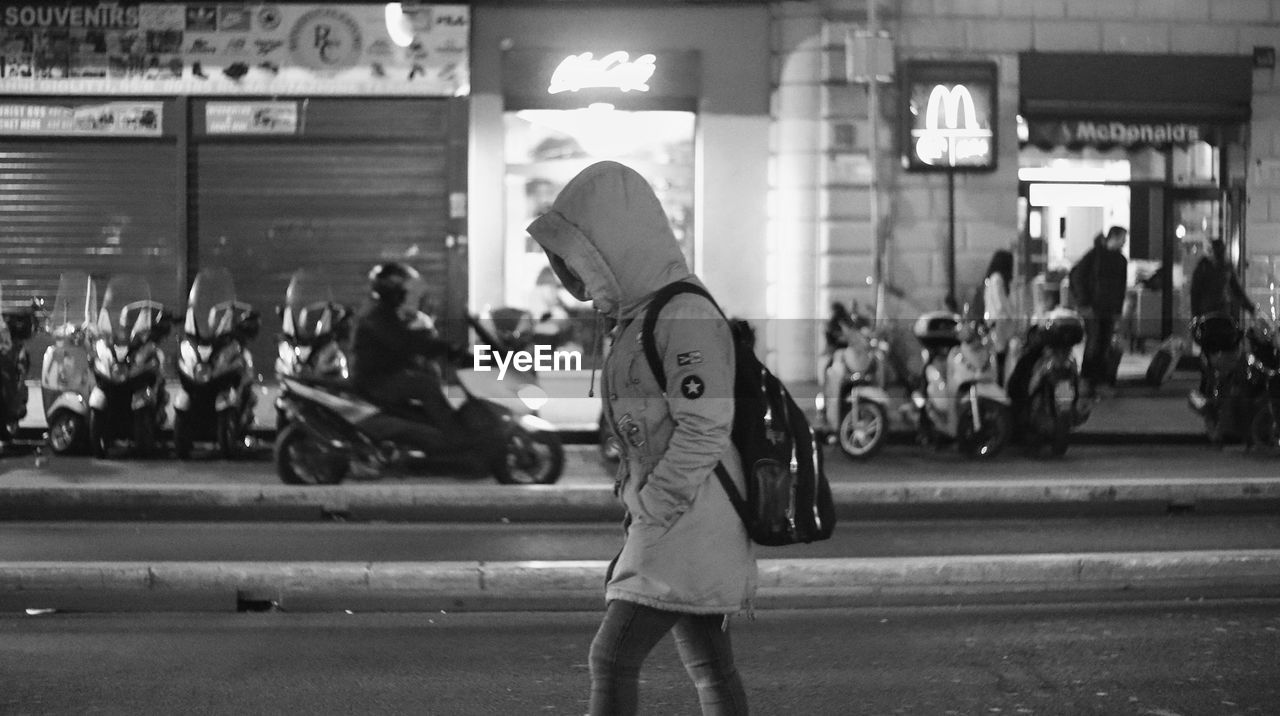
[[3, 478, 1279, 521], [4, 551, 1279, 613]]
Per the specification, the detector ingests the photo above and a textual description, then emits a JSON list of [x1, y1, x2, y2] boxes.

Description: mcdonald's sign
[[901, 60, 998, 172]]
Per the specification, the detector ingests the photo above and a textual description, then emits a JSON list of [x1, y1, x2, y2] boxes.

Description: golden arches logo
[[911, 82, 992, 167], [925, 84, 979, 131]]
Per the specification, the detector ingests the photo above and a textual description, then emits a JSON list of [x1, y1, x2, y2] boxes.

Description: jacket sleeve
[[638, 294, 736, 527], [1229, 272, 1256, 314]]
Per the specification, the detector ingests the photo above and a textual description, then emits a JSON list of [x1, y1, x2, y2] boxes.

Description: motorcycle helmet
[[368, 262, 420, 310]]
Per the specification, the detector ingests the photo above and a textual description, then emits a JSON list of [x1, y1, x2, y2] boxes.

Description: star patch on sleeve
[[680, 375, 705, 399]]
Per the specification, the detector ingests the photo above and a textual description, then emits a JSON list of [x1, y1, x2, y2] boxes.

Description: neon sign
[[902, 61, 997, 172], [547, 51, 656, 94]]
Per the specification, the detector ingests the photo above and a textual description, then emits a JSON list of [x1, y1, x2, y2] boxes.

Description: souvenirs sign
[[0, 2, 469, 96]]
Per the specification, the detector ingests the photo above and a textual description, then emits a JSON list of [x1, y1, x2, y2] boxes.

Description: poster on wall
[[0, 100, 162, 135], [901, 60, 997, 172], [0, 2, 469, 96]]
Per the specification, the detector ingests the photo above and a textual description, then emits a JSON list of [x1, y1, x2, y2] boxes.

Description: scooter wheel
[[216, 409, 239, 460], [495, 426, 564, 485], [173, 411, 194, 460], [132, 411, 157, 459], [47, 410, 86, 455], [837, 401, 889, 459], [275, 423, 348, 486], [957, 397, 1011, 460], [88, 408, 109, 459]]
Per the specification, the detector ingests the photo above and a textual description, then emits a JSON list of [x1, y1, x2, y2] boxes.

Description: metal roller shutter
[[0, 140, 181, 312], [195, 139, 451, 375]]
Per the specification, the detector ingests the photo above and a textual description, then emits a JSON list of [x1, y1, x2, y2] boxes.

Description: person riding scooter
[[350, 262, 471, 452]]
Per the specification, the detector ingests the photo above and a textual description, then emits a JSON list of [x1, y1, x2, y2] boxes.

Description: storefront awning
[[1019, 52, 1253, 149]]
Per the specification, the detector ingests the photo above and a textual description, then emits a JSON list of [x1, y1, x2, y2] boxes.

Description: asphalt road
[[5, 442, 1280, 487], [3, 515, 1279, 562], [2, 602, 1276, 715]]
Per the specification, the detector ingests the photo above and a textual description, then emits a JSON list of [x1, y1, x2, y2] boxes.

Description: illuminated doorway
[[502, 107, 696, 312]]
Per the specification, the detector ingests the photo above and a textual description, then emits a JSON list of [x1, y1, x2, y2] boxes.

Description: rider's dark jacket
[[350, 302, 450, 392]]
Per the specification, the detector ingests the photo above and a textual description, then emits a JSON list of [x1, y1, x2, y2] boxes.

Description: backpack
[[640, 281, 837, 547]]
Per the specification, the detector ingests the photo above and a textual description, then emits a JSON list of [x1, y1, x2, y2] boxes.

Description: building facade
[[771, 0, 1280, 381]]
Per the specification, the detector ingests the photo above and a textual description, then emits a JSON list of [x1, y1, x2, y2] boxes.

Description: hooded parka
[[527, 161, 757, 615]]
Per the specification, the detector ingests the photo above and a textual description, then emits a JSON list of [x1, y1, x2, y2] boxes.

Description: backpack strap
[[640, 280, 720, 392], [638, 281, 751, 527]]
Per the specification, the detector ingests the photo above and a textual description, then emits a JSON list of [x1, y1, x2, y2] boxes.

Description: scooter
[[40, 272, 97, 455], [1243, 314, 1280, 450], [274, 363, 564, 486], [0, 282, 37, 450], [819, 314, 892, 459], [1007, 307, 1088, 456], [1187, 311, 1249, 449], [172, 267, 261, 459], [87, 274, 173, 458], [907, 310, 1012, 459], [274, 269, 352, 432]]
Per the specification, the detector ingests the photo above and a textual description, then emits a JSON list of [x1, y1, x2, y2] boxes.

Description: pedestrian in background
[[1190, 239, 1254, 319], [977, 249, 1015, 384], [526, 160, 755, 716], [1069, 226, 1129, 397]]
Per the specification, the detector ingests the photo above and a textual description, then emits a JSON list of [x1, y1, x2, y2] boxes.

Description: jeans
[[1081, 312, 1118, 386], [588, 600, 748, 716]]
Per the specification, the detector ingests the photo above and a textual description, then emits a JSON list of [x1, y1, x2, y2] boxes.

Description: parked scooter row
[[818, 304, 1089, 461], [19, 267, 565, 486]]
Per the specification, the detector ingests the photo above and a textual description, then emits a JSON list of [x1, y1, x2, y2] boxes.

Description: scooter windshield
[[186, 267, 248, 342], [283, 269, 340, 345], [98, 275, 163, 347], [48, 271, 98, 337]]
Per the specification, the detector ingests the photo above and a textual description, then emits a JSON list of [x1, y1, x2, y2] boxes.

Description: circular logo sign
[[257, 6, 281, 31], [289, 8, 362, 70]]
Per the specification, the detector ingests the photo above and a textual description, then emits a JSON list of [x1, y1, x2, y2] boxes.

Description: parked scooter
[[87, 275, 173, 458], [1243, 314, 1280, 450], [1187, 311, 1250, 449], [173, 267, 261, 459], [274, 363, 564, 486], [0, 282, 37, 450], [907, 310, 1012, 458], [818, 311, 892, 459], [274, 269, 352, 432], [40, 272, 97, 454], [1006, 307, 1088, 456]]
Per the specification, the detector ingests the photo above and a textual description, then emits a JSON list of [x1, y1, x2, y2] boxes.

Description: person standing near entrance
[[1069, 226, 1129, 397], [1190, 239, 1255, 319], [526, 160, 754, 715]]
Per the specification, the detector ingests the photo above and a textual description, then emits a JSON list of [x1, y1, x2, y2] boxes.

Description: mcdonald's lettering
[[910, 83, 993, 168]]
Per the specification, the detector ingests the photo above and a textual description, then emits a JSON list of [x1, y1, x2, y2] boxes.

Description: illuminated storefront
[[468, 4, 771, 336], [1017, 52, 1252, 342]]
